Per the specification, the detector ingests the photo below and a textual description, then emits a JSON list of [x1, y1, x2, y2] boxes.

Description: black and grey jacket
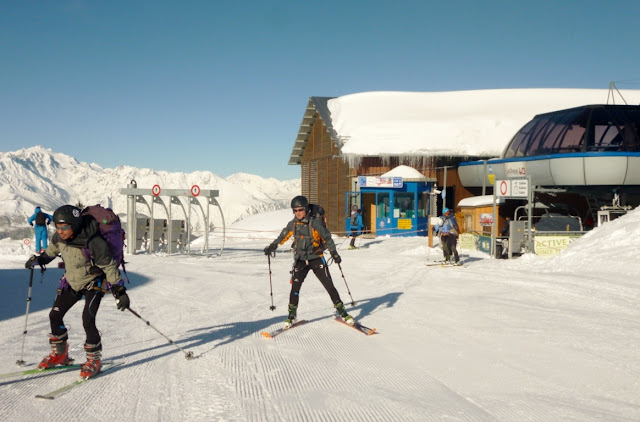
[[269, 216, 337, 261]]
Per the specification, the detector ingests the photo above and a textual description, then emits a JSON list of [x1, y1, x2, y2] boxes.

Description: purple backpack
[[82, 204, 127, 280]]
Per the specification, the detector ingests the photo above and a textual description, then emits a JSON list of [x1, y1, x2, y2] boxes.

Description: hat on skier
[[443, 207, 451, 214], [53, 205, 83, 234], [290, 195, 309, 209]]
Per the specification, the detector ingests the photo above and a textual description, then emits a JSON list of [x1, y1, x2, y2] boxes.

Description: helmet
[[290, 195, 308, 209], [443, 207, 451, 214], [53, 205, 83, 233]]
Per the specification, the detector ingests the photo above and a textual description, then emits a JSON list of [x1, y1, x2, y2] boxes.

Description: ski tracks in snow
[[218, 316, 499, 422]]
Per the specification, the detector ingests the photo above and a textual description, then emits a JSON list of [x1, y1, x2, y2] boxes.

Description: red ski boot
[[38, 333, 72, 369], [80, 343, 102, 379]]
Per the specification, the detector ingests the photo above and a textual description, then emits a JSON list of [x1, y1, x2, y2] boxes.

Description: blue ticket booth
[[345, 176, 435, 237]]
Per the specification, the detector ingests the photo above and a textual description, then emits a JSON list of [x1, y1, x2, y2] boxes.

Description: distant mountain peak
[[0, 147, 300, 232]]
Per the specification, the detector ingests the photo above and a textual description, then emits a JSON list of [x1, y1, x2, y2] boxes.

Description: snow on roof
[[381, 165, 429, 181], [457, 195, 504, 208], [327, 89, 640, 158]]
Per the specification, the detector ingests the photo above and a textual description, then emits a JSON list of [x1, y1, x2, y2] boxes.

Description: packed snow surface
[[1, 207, 639, 421]]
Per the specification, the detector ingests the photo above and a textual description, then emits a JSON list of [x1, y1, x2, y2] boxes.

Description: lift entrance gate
[[120, 181, 225, 257]]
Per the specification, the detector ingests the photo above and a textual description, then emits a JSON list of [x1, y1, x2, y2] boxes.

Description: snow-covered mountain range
[[0, 146, 300, 237]]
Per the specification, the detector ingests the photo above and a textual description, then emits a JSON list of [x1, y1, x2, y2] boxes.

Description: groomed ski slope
[[0, 209, 639, 422]]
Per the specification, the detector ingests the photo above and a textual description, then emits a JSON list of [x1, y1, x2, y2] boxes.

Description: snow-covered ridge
[[0, 146, 300, 234]]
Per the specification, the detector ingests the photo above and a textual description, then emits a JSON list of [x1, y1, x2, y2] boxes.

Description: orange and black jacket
[[269, 216, 337, 261]]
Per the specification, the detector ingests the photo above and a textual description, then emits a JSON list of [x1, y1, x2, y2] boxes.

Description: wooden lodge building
[[287, 95, 489, 236]]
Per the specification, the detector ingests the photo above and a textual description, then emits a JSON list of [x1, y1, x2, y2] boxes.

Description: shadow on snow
[[1, 291, 402, 379], [179, 291, 402, 360], [0, 267, 152, 322]]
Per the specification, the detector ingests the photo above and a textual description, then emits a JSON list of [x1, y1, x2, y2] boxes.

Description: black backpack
[[35, 211, 46, 226], [307, 204, 326, 227], [305, 204, 327, 251]]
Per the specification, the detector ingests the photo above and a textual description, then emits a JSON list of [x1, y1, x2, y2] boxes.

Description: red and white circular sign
[[23, 238, 31, 246], [190, 185, 201, 197], [152, 184, 161, 196], [499, 180, 509, 196]]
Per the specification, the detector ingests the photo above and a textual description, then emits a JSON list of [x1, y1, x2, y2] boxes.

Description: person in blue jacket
[[27, 206, 53, 253], [349, 208, 364, 249], [434, 207, 461, 265]]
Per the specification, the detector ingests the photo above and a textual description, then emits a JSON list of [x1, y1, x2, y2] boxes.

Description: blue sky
[[2, 1, 639, 180]]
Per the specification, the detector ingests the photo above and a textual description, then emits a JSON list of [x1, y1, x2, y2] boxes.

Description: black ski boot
[[334, 301, 355, 326], [283, 303, 297, 329]]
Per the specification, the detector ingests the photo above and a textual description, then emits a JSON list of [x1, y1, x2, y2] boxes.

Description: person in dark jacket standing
[[27, 206, 53, 253], [264, 195, 354, 329], [435, 207, 461, 265], [25, 205, 130, 379], [349, 208, 364, 249]]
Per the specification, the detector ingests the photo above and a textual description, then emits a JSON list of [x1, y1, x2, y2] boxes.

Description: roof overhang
[[288, 97, 338, 165]]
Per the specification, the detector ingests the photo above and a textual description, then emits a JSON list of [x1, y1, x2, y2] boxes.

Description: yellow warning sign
[[398, 219, 412, 230]]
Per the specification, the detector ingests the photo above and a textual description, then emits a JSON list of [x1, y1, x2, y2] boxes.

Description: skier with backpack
[[27, 206, 53, 253], [24, 204, 130, 379], [349, 208, 364, 249], [434, 207, 462, 265], [264, 195, 355, 329]]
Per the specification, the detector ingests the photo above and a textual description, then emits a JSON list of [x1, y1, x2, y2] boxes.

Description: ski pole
[[267, 252, 276, 311], [16, 267, 35, 366], [356, 227, 365, 248], [127, 307, 194, 360], [336, 262, 356, 306]]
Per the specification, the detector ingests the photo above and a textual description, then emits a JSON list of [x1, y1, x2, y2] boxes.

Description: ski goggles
[[55, 224, 72, 232]]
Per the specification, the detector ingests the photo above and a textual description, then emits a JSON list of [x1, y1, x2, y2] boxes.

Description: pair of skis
[[425, 261, 463, 267], [334, 317, 376, 336], [1, 360, 123, 400], [260, 318, 376, 338], [0, 362, 81, 380], [36, 361, 123, 400], [260, 319, 309, 338]]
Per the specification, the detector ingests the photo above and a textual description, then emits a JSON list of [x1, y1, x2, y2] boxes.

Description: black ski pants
[[349, 229, 359, 247], [49, 286, 104, 345], [441, 234, 460, 262], [289, 257, 342, 307]]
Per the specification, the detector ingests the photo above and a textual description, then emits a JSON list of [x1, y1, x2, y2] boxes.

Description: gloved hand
[[88, 265, 105, 276], [25, 254, 51, 269], [25, 255, 39, 269], [264, 244, 276, 255], [330, 250, 342, 264], [111, 284, 130, 311], [30, 223, 34, 227]]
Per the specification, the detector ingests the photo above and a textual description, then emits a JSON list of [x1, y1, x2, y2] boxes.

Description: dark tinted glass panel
[[524, 118, 553, 155], [504, 110, 587, 157], [557, 120, 587, 152], [503, 120, 535, 158], [502, 107, 640, 157], [588, 108, 640, 152], [548, 109, 587, 153]]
